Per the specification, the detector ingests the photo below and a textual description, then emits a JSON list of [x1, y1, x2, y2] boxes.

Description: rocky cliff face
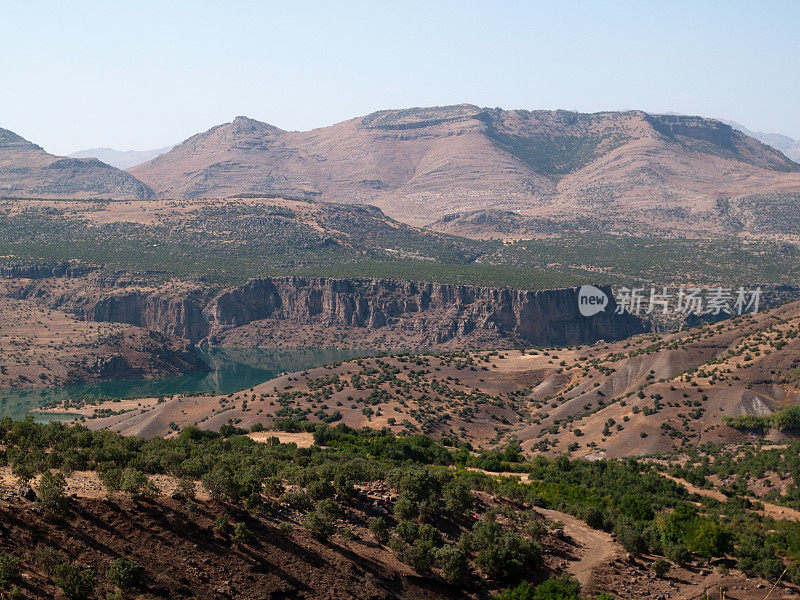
[[6, 272, 645, 349], [202, 277, 645, 347], [0, 262, 98, 279]]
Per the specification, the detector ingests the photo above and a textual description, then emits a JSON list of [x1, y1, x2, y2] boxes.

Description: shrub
[[173, 477, 196, 500], [436, 545, 467, 584], [402, 539, 437, 574], [530, 575, 582, 599], [614, 521, 648, 555], [214, 513, 231, 535], [306, 479, 334, 501], [0, 553, 20, 587], [773, 405, 800, 432], [495, 575, 583, 600], [33, 545, 67, 575], [495, 582, 535, 600], [303, 511, 333, 540], [391, 468, 445, 522], [664, 543, 691, 566], [443, 478, 473, 517], [469, 520, 542, 582], [98, 463, 122, 492], [106, 557, 142, 592], [393, 496, 416, 520], [369, 517, 390, 544], [686, 520, 733, 559], [651, 558, 671, 578], [54, 563, 95, 600], [278, 521, 293, 536], [38, 471, 68, 518], [583, 506, 605, 530], [333, 473, 357, 499], [120, 468, 158, 499], [395, 520, 420, 544], [233, 522, 253, 546], [279, 491, 312, 510], [314, 499, 342, 522]]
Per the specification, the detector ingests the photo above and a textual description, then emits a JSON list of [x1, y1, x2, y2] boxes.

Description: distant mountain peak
[[69, 145, 175, 170], [0, 127, 154, 200], [720, 119, 800, 163], [228, 115, 284, 134], [126, 105, 800, 235]]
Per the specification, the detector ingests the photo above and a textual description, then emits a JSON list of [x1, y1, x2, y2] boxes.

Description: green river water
[[0, 347, 376, 421]]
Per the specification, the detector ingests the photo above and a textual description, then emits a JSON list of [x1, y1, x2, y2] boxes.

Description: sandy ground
[[0, 466, 211, 500], [246, 431, 315, 447], [664, 473, 800, 522]]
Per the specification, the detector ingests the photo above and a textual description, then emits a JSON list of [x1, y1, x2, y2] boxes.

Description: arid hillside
[[59, 300, 800, 460], [0, 290, 205, 389], [128, 106, 800, 235], [0, 128, 154, 200]]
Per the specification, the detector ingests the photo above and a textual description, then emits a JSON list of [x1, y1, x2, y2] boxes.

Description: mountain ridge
[[68, 145, 175, 169], [0, 127, 154, 200], [722, 118, 800, 163], [128, 105, 800, 234]]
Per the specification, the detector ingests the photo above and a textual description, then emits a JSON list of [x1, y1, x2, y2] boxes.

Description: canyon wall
[[4, 272, 646, 348], [204, 277, 645, 347]]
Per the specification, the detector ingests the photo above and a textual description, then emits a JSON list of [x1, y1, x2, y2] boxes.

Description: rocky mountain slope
[[723, 119, 800, 163], [129, 106, 800, 235], [0, 128, 154, 200], [2, 271, 645, 351]]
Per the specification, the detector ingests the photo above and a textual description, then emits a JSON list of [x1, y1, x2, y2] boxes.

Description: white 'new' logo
[[578, 285, 608, 317]]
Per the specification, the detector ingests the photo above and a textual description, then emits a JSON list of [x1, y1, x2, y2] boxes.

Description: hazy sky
[[2, 0, 799, 155]]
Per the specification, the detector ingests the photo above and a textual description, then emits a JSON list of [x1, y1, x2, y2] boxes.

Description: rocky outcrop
[[1, 270, 216, 342], [202, 277, 645, 347], [6, 273, 646, 349], [0, 262, 98, 279], [82, 290, 211, 341]]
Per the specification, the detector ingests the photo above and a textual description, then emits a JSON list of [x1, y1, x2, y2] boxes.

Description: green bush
[[436, 545, 467, 584], [651, 558, 670, 578], [530, 575, 582, 600], [306, 479, 334, 501], [614, 520, 648, 555], [303, 511, 333, 540], [54, 563, 95, 600], [233, 522, 253, 545], [120, 468, 158, 499], [314, 499, 342, 522], [369, 517, 389, 544], [0, 553, 20, 587], [214, 513, 231, 535], [393, 496, 416, 520], [494, 575, 584, 600], [469, 520, 542, 582], [33, 545, 67, 575], [173, 477, 196, 500], [38, 471, 68, 518], [686, 520, 733, 559], [401, 539, 438, 574], [664, 543, 691, 566], [106, 557, 142, 592], [443, 478, 473, 517]]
